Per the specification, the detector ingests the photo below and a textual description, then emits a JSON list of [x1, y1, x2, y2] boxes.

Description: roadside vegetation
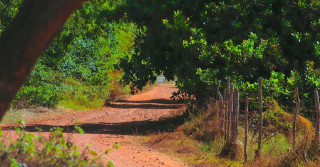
[[2, 0, 320, 166], [4, 1, 320, 118], [0, 121, 118, 167], [142, 99, 319, 166]]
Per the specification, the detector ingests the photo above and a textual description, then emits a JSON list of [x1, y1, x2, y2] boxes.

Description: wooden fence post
[[314, 88, 320, 144], [231, 88, 239, 143], [217, 91, 224, 131], [226, 78, 231, 141], [229, 83, 234, 140], [217, 80, 221, 99], [218, 91, 225, 136], [292, 87, 300, 151], [244, 96, 249, 163], [234, 89, 239, 132], [224, 88, 228, 141], [256, 77, 263, 160]]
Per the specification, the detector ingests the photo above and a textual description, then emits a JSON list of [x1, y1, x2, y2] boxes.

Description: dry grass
[[278, 137, 320, 167], [262, 98, 315, 162], [140, 126, 245, 167], [263, 98, 314, 141], [184, 102, 243, 160], [141, 98, 319, 166], [183, 103, 223, 142]]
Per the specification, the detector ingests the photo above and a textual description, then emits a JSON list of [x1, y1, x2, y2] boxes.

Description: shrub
[[259, 98, 313, 142], [0, 121, 117, 167], [13, 63, 63, 108]]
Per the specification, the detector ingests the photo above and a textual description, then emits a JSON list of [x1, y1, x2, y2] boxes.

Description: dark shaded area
[[2, 113, 188, 135], [107, 99, 184, 109], [108, 103, 183, 109], [116, 99, 183, 105]]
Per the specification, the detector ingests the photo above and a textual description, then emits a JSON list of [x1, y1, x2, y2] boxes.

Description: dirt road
[[2, 84, 188, 167]]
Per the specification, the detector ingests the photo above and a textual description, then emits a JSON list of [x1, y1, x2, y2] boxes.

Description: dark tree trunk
[[0, 0, 87, 120]]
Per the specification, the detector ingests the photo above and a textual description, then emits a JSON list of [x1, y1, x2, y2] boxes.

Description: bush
[[0, 121, 117, 167], [257, 98, 313, 142], [13, 63, 63, 108], [15, 84, 61, 107]]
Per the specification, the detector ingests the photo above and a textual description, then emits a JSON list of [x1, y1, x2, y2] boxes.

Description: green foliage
[[3, 0, 320, 119], [0, 120, 116, 167], [1, 0, 140, 108], [13, 63, 63, 107], [59, 78, 109, 110], [107, 0, 320, 114], [0, 0, 23, 34]]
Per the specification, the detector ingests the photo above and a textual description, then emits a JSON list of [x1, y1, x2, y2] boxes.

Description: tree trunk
[[0, 0, 87, 120]]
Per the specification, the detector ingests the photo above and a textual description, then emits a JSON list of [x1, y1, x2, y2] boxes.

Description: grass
[[139, 123, 318, 167], [140, 126, 245, 167], [139, 99, 320, 167], [59, 100, 100, 110], [0, 106, 75, 124]]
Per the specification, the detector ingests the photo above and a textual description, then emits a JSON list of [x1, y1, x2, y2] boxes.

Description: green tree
[[110, 0, 320, 112]]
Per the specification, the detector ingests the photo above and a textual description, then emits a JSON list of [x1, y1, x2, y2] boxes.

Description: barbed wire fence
[[207, 77, 320, 162]]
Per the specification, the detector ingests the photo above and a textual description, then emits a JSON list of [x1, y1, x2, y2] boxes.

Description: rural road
[[1, 84, 188, 167]]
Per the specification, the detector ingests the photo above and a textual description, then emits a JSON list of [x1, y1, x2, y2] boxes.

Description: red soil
[[1, 84, 188, 167]]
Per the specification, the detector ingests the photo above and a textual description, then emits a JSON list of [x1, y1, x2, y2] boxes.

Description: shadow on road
[[116, 99, 182, 104], [2, 113, 188, 135], [108, 103, 182, 109], [107, 99, 184, 109]]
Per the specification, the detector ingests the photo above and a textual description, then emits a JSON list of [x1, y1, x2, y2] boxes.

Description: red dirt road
[[2, 84, 188, 167]]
